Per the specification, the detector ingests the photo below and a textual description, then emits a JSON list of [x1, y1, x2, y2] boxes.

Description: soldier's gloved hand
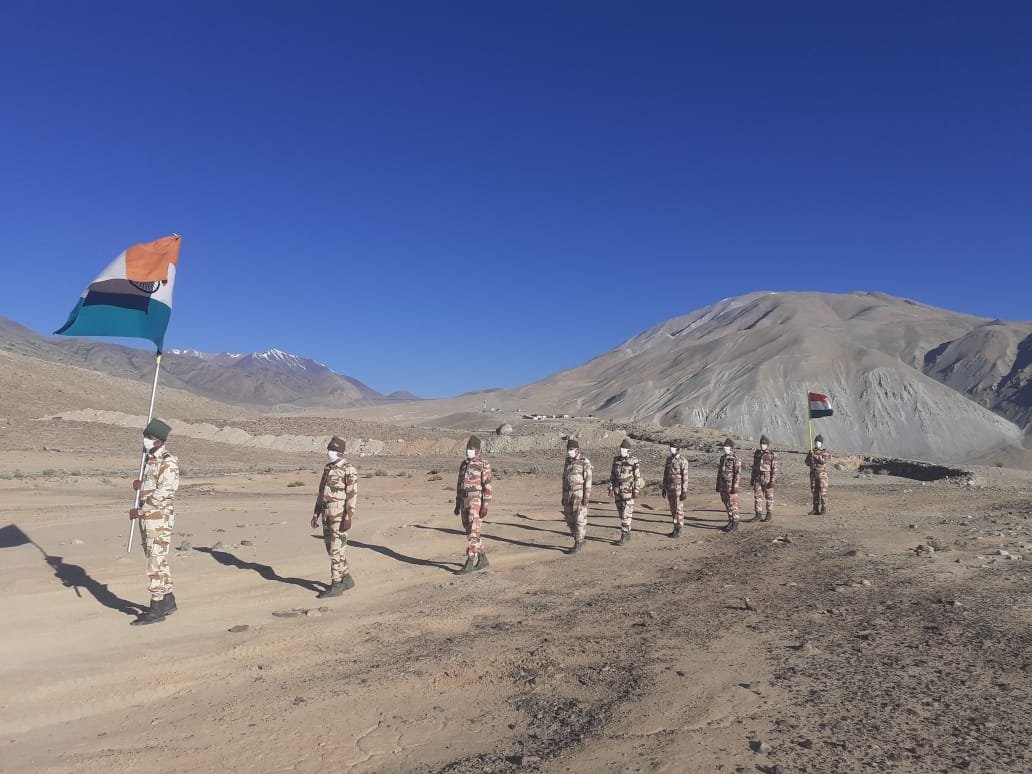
[[453, 505, 460, 516], [343, 513, 353, 532], [715, 486, 720, 493], [131, 479, 142, 491], [679, 493, 687, 501], [479, 505, 488, 520], [310, 513, 320, 529]]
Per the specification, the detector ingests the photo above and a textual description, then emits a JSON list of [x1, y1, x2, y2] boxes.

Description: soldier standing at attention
[[129, 418, 180, 626], [661, 443, 689, 538], [750, 435, 778, 522], [454, 435, 493, 574], [805, 434, 831, 515], [716, 438, 741, 533], [561, 438, 592, 554], [311, 436, 358, 598], [608, 438, 644, 545]]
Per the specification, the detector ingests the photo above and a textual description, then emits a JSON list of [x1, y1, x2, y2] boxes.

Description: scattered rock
[[211, 541, 225, 550], [71, 538, 85, 545], [842, 548, 859, 557], [304, 609, 322, 618], [176, 541, 192, 552], [995, 549, 1011, 558], [228, 625, 249, 633], [915, 544, 935, 557], [860, 579, 872, 587], [240, 540, 254, 547], [495, 423, 514, 436], [272, 609, 303, 618]]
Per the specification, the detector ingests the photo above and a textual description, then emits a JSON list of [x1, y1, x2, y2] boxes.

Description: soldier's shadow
[[45, 554, 146, 617], [347, 539, 461, 572], [500, 519, 610, 546], [410, 524, 568, 553], [194, 547, 323, 592]]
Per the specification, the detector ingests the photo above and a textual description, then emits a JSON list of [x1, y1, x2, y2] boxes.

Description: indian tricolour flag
[[808, 392, 834, 419], [55, 235, 181, 351]]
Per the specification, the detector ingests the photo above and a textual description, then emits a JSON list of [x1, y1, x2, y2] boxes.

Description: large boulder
[[496, 423, 514, 436]]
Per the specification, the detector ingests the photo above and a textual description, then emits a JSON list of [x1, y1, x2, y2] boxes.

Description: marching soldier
[[561, 438, 592, 554], [715, 438, 741, 533], [608, 438, 644, 545], [129, 418, 180, 626], [311, 436, 358, 598], [661, 443, 689, 537], [750, 435, 778, 522], [805, 434, 831, 515], [454, 435, 493, 574]]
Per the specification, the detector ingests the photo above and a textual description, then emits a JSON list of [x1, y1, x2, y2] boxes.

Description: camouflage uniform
[[716, 448, 741, 525], [750, 441, 778, 521], [662, 452, 689, 526], [805, 444, 831, 514], [609, 446, 644, 537], [316, 456, 358, 582], [456, 452, 493, 559], [138, 445, 180, 603], [562, 449, 593, 543]]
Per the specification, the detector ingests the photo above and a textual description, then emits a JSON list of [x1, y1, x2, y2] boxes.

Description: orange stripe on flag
[[125, 235, 181, 283]]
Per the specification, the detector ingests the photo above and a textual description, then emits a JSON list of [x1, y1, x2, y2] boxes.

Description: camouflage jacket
[[562, 453, 593, 505], [662, 453, 688, 495], [751, 449, 778, 485], [716, 452, 741, 492], [805, 448, 831, 472], [316, 458, 358, 515], [456, 456, 493, 504], [140, 446, 179, 517], [610, 454, 644, 499]]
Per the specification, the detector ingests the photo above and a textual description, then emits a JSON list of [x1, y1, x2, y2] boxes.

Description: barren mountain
[[0, 318, 384, 409], [349, 292, 1030, 463]]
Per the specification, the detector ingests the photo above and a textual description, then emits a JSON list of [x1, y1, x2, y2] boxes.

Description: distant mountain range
[[348, 291, 1032, 462], [0, 317, 418, 409]]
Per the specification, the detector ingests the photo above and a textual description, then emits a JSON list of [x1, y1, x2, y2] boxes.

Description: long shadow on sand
[[347, 539, 461, 573], [194, 546, 323, 592], [0, 523, 144, 616], [410, 523, 569, 553]]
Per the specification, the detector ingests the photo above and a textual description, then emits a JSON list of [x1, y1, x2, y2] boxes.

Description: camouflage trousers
[[810, 471, 829, 512], [322, 509, 350, 582], [666, 492, 685, 525], [719, 490, 739, 522], [752, 479, 774, 517], [141, 510, 174, 601], [460, 496, 484, 558], [616, 497, 635, 533], [563, 501, 588, 542]]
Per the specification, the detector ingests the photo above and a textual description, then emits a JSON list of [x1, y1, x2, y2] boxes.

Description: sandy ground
[[3, 431, 1032, 773]]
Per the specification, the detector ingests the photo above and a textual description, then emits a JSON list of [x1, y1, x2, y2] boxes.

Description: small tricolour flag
[[55, 235, 181, 351], [808, 392, 834, 419]]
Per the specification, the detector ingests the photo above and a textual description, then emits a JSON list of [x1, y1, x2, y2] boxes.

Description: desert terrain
[[3, 412, 1032, 773]]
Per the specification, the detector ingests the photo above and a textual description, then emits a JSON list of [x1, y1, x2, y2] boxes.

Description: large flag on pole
[[55, 235, 181, 351], [808, 391, 834, 419]]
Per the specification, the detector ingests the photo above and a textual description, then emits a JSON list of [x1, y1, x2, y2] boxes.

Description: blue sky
[[1, 2, 1029, 397]]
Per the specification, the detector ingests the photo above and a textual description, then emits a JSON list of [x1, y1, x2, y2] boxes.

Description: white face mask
[[466, 449, 476, 459], [619, 447, 629, 457], [723, 446, 732, 455], [327, 450, 340, 462], [143, 438, 157, 452], [567, 449, 577, 458], [760, 444, 768, 451], [669, 447, 678, 455], [815, 441, 823, 449]]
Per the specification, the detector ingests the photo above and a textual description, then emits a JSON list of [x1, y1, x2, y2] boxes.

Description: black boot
[[763, 512, 773, 522], [339, 574, 355, 590], [130, 600, 167, 626], [474, 551, 489, 571], [748, 514, 761, 523], [568, 540, 584, 555], [722, 519, 738, 533], [456, 556, 476, 575], [669, 524, 683, 538], [162, 593, 178, 616], [317, 581, 344, 598], [617, 530, 631, 546]]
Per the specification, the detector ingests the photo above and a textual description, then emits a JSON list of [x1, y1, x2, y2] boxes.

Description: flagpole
[[806, 391, 814, 452], [127, 352, 163, 553]]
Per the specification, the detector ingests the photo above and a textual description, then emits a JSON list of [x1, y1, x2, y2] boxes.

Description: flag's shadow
[[347, 539, 461, 572], [46, 555, 146, 617]]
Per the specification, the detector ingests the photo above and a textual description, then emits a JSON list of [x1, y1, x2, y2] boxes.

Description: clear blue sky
[[1, 2, 1029, 397]]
